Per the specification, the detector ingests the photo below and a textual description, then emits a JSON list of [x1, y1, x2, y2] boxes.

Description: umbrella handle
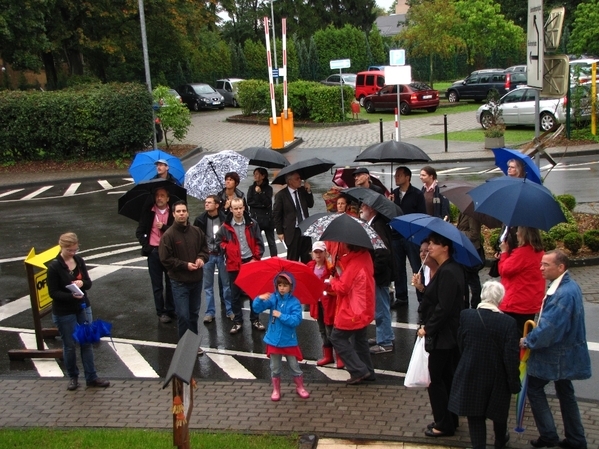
[[522, 319, 536, 337], [411, 253, 429, 285], [208, 161, 225, 189]]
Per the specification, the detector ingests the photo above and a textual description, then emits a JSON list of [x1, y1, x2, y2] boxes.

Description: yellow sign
[[25, 245, 60, 269], [34, 270, 52, 311]]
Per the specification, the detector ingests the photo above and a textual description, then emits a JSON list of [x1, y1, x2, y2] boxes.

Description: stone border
[[226, 114, 369, 128]]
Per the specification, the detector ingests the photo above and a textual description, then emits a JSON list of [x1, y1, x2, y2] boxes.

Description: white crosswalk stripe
[[18, 332, 64, 377], [64, 182, 81, 196], [110, 342, 160, 378], [206, 352, 258, 379], [21, 185, 53, 200]]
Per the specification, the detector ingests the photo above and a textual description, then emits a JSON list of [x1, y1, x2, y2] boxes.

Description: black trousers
[[428, 347, 459, 433], [467, 416, 507, 449], [286, 228, 311, 263]]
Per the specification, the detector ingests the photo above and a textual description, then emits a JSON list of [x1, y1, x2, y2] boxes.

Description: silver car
[[476, 85, 594, 132], [321, 73, 357, 88]]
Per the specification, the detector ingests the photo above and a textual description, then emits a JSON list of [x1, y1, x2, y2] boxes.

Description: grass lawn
[[422, 128, 537, 146], [358, 102, 480, 123], [0, 429, 298, 449]]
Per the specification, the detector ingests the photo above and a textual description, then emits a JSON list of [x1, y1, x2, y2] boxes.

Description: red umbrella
[[234, 257, 324, 305]]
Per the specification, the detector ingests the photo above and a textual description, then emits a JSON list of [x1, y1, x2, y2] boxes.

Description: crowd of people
[[47, 156, 591, 449]]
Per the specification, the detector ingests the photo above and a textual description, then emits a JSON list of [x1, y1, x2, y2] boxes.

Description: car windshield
[[192, 84, 215, 94], [409, 82, 433, 91]]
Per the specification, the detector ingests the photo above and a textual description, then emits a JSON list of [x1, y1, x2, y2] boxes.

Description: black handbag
[[424, 335, 437, 353], [488, 259, 500, 277]]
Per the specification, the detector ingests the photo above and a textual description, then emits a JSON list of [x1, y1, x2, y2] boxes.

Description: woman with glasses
[[47, 232, 110, 391]]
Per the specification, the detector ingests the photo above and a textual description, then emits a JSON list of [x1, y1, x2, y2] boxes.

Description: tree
[[568, 0, 599, 57], [153, 85, 191, 149], [397, 0, 464, 86]]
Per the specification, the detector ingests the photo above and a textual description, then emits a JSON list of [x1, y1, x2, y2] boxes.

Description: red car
[[363, 82, 440, 115]]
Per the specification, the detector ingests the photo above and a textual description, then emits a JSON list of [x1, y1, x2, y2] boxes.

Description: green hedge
[[0, 83, 154, 163]]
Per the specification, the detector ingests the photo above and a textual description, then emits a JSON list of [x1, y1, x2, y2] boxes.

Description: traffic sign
[[389, 49, 405, 66], [330, 59, 351, 70], [384, 65, 411, 85], [527, 0, 544, 89], [545, 7, 565, 52], [271, 68, 279, 77]]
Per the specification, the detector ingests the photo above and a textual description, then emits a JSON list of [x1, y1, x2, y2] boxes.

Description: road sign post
[[527, 0, 544, 89], [329, 59, 351, 121]]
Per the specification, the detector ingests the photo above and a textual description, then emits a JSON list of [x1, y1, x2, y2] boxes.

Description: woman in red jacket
[[328, 244, 376, 385], [497, 226, 545, 333]]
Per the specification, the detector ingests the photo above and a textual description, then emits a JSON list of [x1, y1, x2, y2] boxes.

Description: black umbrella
[[354, 140, 432, 164], [302, 213, 387, 250], [272, 157, 335, 185], [343, 187, 403, 220], [439, 181, 503, 229], [118, 179, 187, 222], [239, 146, 290, 168]]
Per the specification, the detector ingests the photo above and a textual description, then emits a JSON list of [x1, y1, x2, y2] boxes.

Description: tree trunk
[[41, 51, 58, 90], [66, 48, 84, 76]]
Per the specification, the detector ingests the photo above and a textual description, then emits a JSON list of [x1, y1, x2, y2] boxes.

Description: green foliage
[[583, 230, 599, 252], [483, 87, 505, 138], [0, 83, 153, 163], [449, 204, 460, 223], [244, 40, 268, 80], [540, 231, 557, 252], [548, 222, 579, 241], [556, 194, 577, 211], [153, 85, 191, 148], [563, 232, 583, 255], [568, 0, 599, 57], [307, 85, 355, 122], [237, 79, 270, 116], [313, 25, 371, 80], [488, 228, 501, 250]]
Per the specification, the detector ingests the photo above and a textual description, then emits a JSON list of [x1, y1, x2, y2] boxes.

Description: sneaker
[[159, 314, 172, 323], [370, 344, 393, 354], [230, 323, 243, 334], [252, 321, 266, 331], [86, 378, 110, 388], [227, 313, 235, 321], [367, 338, 377, 346], [67, 378, 79, 391], [203, 315, 214, 324]]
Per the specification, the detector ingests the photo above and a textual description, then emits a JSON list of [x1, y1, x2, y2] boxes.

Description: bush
[[563, 232, 583, 254], [583, 230, 599, 252], [153, 85, 191, 148], [557, 194, 576, 211], [237, 79, 269, 116], [488, 228, 501, 251], [540, 231, 557, 251], [548, 222, 579, 241], [449, 204, 459, 223]]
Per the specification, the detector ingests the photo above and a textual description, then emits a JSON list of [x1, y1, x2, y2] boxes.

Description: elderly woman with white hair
[[448, 281, 521, 449]]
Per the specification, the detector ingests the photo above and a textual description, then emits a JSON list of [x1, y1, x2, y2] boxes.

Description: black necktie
[[294, 190, 303, 223]]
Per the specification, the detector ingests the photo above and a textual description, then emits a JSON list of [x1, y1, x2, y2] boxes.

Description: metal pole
[[444, 114, 448, 152], [138, 0, 157, 148], [396, 85, 401, 142], [270, 0, 278, 85], [534, 89, 540, 168], [339, 68, 345, 121], [379, 119, 383, 142]]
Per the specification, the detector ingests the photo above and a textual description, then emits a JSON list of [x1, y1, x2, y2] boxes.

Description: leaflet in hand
[[66, 284, 84, 296]]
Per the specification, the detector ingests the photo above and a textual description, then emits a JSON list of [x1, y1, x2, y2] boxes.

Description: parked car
[[445, 69, 527, 103], [355, 70, 385, 105], [363, 82, 439, 114], [367, 65, 386, 71], [215, 78, 244, 107], [569, 59, 598, 85], [320, 73, 357, 88], [505, 65, 527, 73], [176, 83, 224, 111], [475, 85, 595, 132]]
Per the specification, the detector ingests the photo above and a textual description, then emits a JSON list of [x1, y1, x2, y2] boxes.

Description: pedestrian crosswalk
[[0, 178, 134, 202]]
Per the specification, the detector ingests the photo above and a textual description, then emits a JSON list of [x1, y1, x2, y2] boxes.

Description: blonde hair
[[58, 232, 78, 248]]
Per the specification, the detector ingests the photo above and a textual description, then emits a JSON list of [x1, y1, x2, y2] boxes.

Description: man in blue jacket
[[521, 250, 591, 449]]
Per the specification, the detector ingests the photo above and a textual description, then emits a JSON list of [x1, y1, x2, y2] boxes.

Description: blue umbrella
[[389, 213, 482, 267], [129, 149, 185, 185], [468, 177, 566, 231], [492, 148, 542, 184]]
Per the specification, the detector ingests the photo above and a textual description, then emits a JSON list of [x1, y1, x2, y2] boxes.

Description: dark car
[[176, 83, 225, 111], [363, 82, 440, 115], [445, 69, 527, 103]]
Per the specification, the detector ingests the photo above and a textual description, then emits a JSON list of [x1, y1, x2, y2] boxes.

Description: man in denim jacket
[[521, 250, 591, 449]]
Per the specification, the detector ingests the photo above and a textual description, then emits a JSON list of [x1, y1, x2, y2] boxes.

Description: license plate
[[423, 95, 432, 99]]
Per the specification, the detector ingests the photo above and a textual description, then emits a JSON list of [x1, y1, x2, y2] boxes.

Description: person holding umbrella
[[153, 159, 181, 186], [353, 167, 384, 194], [47, 232, 110, 391], [247, 167, 277, 258], [415, 232, 464, 438]]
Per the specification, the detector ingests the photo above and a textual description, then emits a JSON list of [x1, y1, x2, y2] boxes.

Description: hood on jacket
[[274, 270, 296, 295]]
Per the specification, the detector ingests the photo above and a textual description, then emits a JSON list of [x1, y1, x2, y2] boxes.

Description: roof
[[375, 14, 406, 37]]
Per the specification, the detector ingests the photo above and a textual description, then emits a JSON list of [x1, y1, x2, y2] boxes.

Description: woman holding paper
[[47, 232, 110, 391]]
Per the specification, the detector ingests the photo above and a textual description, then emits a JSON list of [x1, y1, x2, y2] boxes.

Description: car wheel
[[359, 96, 366, 107], [193, 101, 200, 112], [480, 111, 493, 130], [400, 102, 411, 115], [540, 112, 558, 131], [426, 107, 437, 113], [447, 90, 459, 103], [232, 98, 239, 108], [365, 100, 375, 113]]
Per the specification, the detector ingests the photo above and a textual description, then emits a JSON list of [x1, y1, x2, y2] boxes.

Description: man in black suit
[[273, 171, 314, 262]]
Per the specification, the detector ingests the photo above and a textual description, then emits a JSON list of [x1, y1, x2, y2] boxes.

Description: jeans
[[52, 307, 98, 383], [270, 353, 302, 378], [527, 376, 587, 448], [147, 248, 174, 316], [170, 280, 202, 339], [330, 326, 374, 379], [203, 254, 232, 316], [374, 285, 394, 347], [228, 270, 258, 324], [391, 237, 421, 300]]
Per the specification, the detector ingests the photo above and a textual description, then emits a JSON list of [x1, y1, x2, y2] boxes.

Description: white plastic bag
[[404, 336, 431, 388]]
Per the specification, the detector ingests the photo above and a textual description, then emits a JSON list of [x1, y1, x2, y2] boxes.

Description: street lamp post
[[270, 0, 278, 85], [138, 0, 157, 148]]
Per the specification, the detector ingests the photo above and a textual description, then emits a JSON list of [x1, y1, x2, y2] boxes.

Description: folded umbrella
[[468, 177, 566, 230], [117, 179, 187, 222], [128, 149, 185, 185], [390, 213, 482, 267], [439, 181, 503, 229], [343, 187, 403, 220], [185, 150, 249, 200], [271, 157, 335, 185], [492, 148, 542, 184], [234, 257, 324, 305], [302, 213, 386, 250], [239, 146, 290, 168], [515, 320, 537, 433]]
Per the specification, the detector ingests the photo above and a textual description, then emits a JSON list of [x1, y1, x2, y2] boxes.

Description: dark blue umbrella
[[468, 177, 566, 231], [389, 213, 482, 267], [129, 149, 185, 185], [492, 148, 542, 184]]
